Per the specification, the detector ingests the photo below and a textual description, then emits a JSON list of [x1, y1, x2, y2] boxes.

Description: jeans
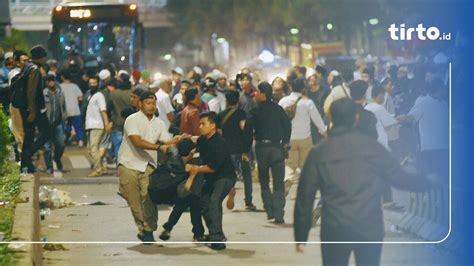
[[255, 143, 286, 221], [21, 110, 50, 173], [66, 116, 85, 141], [230, 154, 253, 206], [201, 178, 235, 241], [44, 123, 66, 171], [163, 195, 205, 237], [111, 130, 123, 161]]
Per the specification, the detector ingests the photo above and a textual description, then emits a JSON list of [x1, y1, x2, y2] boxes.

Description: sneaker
[[226, 187, 236, 210], [46, 168, 54, 175], [137, 231, 155, 244], [284, 179, 293, 197], [193, 235, 209, 242], [245, 204, 257, 211], [159, 230, 171, 241], [274, 219, 285, 224]]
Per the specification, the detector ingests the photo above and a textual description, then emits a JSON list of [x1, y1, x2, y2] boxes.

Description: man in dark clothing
[[238, 73, 256, 114], [186, 112, 237, 250], [219, 90, 256, 210], [349, 80, 378, 139], [21, 45, 51, 173], [245, 82, 291, 224], [109, 73, 133, 160], [43, 75, 67, 173], [294, 98, 431, 266], [155, 138, 206, 242]]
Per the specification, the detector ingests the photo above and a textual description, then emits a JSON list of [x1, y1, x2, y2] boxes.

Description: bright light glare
[[290, 28, 299, 35], [327, 24, 333, 30], [258, 50, 275, 64], [163, 54, 172, 60], [369, 18, 379, 25]]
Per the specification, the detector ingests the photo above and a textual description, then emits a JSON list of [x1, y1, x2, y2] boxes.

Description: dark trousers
[[321, 225, 382, 266], [21, 110, 50, 172], [200, 178, 235, 241], [44, 123, 66, 171], [66, 116, 85, 141], [230, 154, 253, 206], [321, 243, 382, 266], [255, 143, 286, 220], [163, 195, 205, 237]]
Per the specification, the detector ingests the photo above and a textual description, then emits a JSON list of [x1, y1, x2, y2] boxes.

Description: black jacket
[[294, 127, 430, 242], [148, 147, 189, 205]]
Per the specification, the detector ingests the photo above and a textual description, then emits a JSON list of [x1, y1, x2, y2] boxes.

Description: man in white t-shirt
[[398, 78, 449, 178], [85, 76, 111, 177], [365, 85, 398, 151], [118, 91, 179, 243], [278, 78, 326, 194], [60, 70, 85, 147], [155, 78, 175, 129]]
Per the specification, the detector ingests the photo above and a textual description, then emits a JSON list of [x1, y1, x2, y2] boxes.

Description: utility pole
[[0, 0, 12, 38]]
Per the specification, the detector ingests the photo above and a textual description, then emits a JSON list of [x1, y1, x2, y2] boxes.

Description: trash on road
[[48, 224, 61, 229], [44, 243, 68, 251], [39, 186, 74, 209]]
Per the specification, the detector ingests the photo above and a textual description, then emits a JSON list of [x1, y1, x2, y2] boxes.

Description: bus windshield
[[57, 22, 134, 69]]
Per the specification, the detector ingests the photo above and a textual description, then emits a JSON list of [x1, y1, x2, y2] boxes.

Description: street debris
[[48, 224, 61, 229], [39, 186, 73, 209], [44, 243, 68, 251], [0, 201, 10, 207]]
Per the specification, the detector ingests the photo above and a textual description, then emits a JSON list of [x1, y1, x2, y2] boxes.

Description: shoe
[[78, 140, 84, 148], [206, 243, 226, 250], [56, 161, 63, 172], [159, 230, 171, 241], [87, 170, 102, 177], [46, 168, 53, 175], [312, 207, 322, 227], [245, 204, 257, 211], [137, 231, 155, 244], [226, 187, 236, 210], [267, 215, 275, 221], [274, 219, 285, 224], [284, 179, 293, 197], [193, 235, 209, 242]]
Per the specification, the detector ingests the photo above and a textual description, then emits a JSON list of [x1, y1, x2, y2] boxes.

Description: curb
[[9, 173, 42, 266]]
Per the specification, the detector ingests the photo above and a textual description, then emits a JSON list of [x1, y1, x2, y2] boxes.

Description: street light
[[163, 54, 172, 60], [369, 18, 379, 25], [290, 28, 299, 35], [258, 50, 274, 64], [327, 23, 333, 30]]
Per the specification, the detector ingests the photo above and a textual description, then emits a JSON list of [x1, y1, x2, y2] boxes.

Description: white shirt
[[155, 89, 175, 129], [365, 102, 398, 151], [85, 92, 107, 130], [215, 90, 226, 112], [408, 95, 448, 151], [173, 93, 183, 105], [118, 111, 170, 172], [383, 93, 400, 141], [324, 83, 351, 114], [8, 68, 20, 85], [279, 92, 326, 140], [208, 97, 221, 113], [61, 82, 83, 117]]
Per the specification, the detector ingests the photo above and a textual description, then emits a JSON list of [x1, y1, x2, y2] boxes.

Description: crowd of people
[[0, 45, 449, 265]]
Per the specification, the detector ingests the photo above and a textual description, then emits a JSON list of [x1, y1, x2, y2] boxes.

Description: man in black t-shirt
[[186, 112, 236, 250], [219, 90, 256, 210]]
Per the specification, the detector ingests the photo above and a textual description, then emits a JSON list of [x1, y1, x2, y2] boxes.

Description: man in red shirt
[[180, 87, 201, 136]]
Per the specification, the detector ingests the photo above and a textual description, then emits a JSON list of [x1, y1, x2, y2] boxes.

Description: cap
[[99, 69, 111, 80], [4, 52, 13, 60], [193, 66, 202, 76], [141, 70, 151, 80], [140, 91, 157, 101], [172, 67, 184, 76], [30, 45, 48, 60], [132, 69, 141, 81]]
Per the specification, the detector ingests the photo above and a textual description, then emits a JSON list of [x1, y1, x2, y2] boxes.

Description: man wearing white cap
[[1, 51, 14, 114], [171, 67, 183, 97]]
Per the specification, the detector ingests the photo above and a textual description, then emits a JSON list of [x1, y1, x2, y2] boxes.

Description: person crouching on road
[[117, 91, 180, 243], [185, 112, 237, 250]]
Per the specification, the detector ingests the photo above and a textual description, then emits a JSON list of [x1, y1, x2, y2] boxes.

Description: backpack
[[284, 96, 302, 121], [10, 64, 35, 109], [148, 148, 188, 205], [168, 111, 182, 136]]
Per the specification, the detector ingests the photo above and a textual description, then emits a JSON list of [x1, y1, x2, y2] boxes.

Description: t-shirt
[[197, 133, 237, 182], [61, 82, 83, 117], [118, 111, 170, 172], [155, 89, 175, 129], [85, 92, 107, 130], [365, 102, 398, 150], [109, 89, 132, 131], [219, 108, 250, 154], [408, 95, 448, 151]]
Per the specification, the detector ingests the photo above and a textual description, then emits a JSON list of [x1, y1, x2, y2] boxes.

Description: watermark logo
[[388, 24, 451, 41]]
